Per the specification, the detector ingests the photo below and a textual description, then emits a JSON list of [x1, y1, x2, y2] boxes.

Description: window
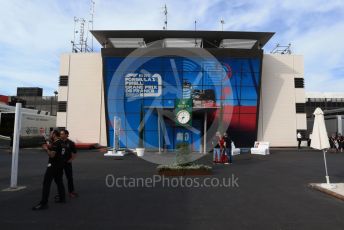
[[58, 101, 67, 112], [296, 103, 305, 113], [294, 78, 304, 88], [59, 76, 68, 86]]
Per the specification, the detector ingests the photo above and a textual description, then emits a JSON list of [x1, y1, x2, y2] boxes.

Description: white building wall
[[100, 82, 107, 146], [56, 112, 67, 128], [257, 54, 306, 146], [58, 87, 68, 101], [56, 53, 106, 145], [56, 54, 70, 128], [295, 89, 306, 103]]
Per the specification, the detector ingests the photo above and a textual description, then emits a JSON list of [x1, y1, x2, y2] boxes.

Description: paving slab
[[309, 183, 344, 201]]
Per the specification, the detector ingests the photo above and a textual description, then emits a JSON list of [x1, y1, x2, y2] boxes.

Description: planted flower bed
[[156, 142, 212, 176], [157, 164, 212, 176]]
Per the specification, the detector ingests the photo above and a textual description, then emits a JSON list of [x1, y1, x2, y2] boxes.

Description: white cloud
[[0, 0, 343, 95]]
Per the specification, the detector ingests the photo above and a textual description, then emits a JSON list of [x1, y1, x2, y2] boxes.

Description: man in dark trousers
[[297, 132, 302, 149], [32, 130, 66, 210], [223, 132, 233, 164], [59, 129, 78, 198]]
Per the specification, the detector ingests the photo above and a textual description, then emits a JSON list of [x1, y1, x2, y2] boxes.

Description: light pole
[[54, 91, 58, 115]]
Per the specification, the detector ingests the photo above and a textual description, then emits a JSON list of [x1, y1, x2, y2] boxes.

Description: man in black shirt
[[60, 129, 78, 198], [32, 130, 66, 210]]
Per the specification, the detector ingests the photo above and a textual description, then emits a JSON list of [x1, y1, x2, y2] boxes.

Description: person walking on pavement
[[338, 134, 344, 152], [219, 134, 228, 164], [212, 131, 221, 164], [297, 132, 302, 149], [329, 133, 339, 152], [307, 133, 312, 147], [223, 133, 232, 164], [59, 129, 78, 198], [32, 130, 66, 210]]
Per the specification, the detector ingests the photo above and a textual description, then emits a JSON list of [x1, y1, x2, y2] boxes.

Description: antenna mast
[[71, 18, 90, 53], [220, 19, 225, 31], [163, 4, 168, 30], [89, 0, 95, 51], [71, 1, 95, 53], [194, 20, 197, 47], [270, 43, 292, 54]]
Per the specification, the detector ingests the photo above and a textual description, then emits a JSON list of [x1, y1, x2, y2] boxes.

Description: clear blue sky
[[0, 0, 343, 95]]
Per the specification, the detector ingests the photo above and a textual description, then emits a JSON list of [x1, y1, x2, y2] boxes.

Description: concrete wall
[[257, 54, 306, 146], [56, 53, 107, 146]]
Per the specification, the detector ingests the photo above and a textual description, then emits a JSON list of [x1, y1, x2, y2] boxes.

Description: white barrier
[[231, 142, 241, 156], [251, 141, 270, 155], [0, 135, 11, 141]]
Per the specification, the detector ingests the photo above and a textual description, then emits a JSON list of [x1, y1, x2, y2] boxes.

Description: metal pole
[[158, 109, 161, 154], [10, 103, 22, 188], [113, 116, 121, 153], [203, 111, 207, 154], [337, 115, 342, 135], [113, 116, 117, 153], [50, 97, 53, 115], [323, 149, 330, 184]]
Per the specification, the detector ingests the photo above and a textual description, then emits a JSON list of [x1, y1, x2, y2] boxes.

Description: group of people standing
[[297, 131, 344, 152], [32, 129, 78, 210], [212, 132, 233, 164], [329, 133, 344, 152]]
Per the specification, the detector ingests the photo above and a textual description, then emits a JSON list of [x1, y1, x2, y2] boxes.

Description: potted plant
[[175, 142, 192, 165], [157, 142, 212, 176]]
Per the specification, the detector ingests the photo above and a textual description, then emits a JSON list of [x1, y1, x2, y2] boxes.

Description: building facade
[[305, 92, 344, 136], [56, 30, 306, 148], [9, 87, 57, 116], [306, 92, 344, 118]]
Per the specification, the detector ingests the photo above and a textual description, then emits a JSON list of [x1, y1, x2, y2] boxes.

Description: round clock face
[[176, 110, 191, 124]]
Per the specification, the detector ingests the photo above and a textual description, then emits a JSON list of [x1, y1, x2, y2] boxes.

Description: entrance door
[[175, 128, 192, 147]]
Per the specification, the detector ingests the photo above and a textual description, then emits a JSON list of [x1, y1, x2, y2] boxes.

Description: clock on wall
[[176, 109, 191, 125]]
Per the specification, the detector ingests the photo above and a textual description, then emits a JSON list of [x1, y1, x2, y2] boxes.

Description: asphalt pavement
[[1, 147, 344, 230]]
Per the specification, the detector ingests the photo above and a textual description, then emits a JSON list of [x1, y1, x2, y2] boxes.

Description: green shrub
[[157, 164, 212, 172], [175, 142, 191, 165]]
